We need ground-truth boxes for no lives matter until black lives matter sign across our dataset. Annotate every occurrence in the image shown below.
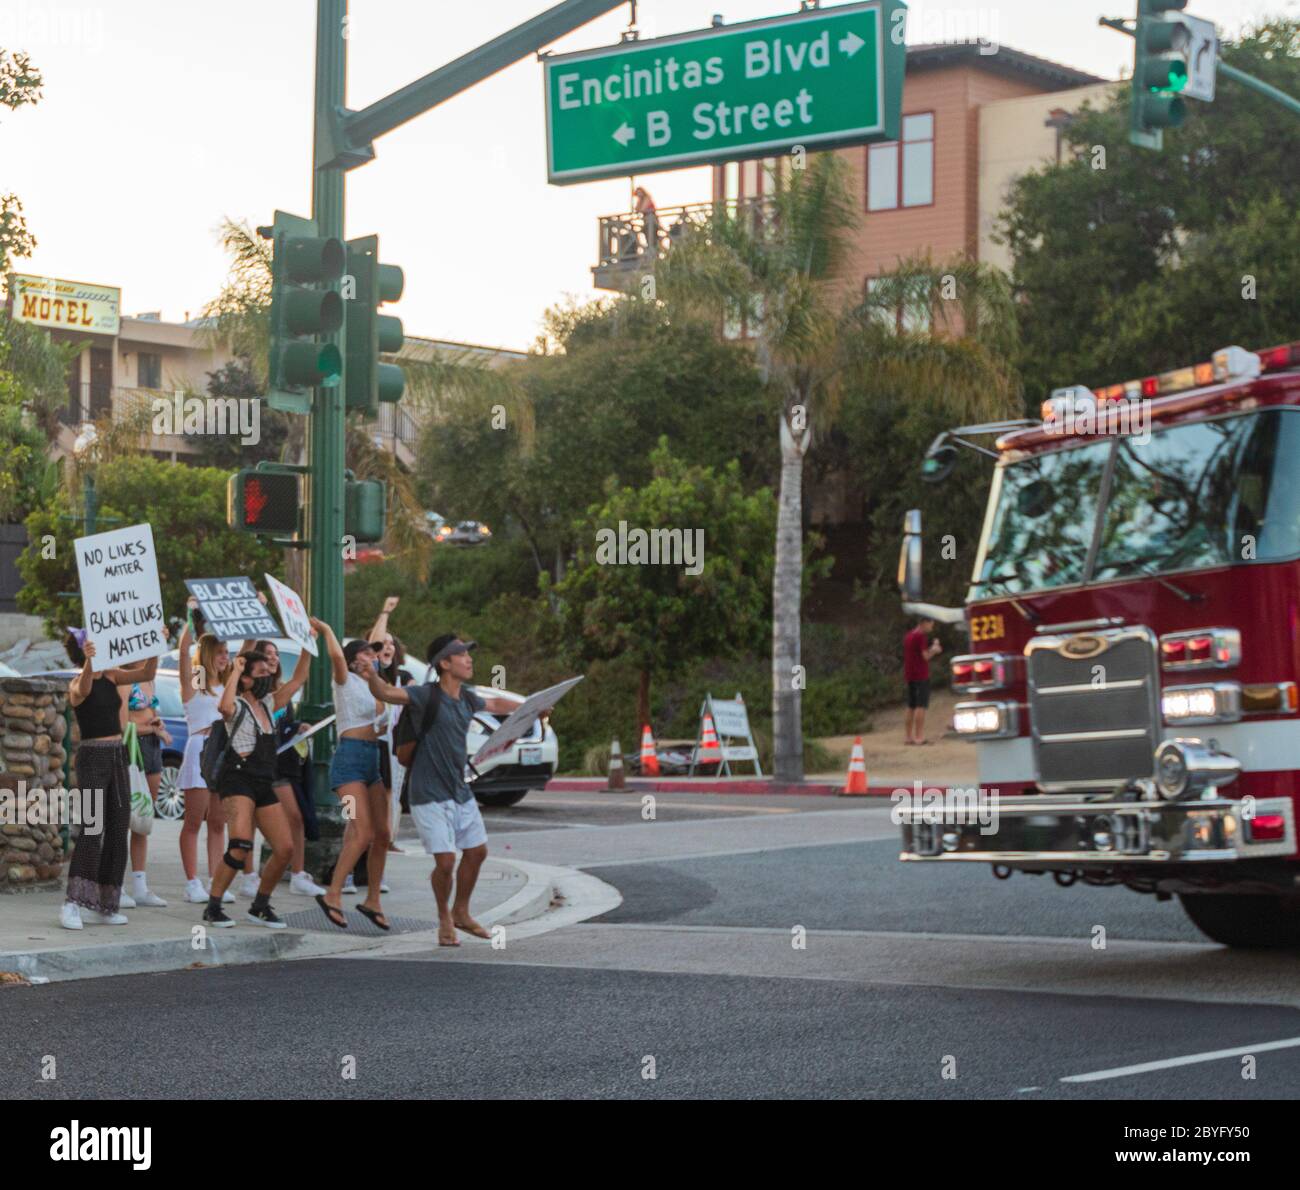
[75,523,167,670]
[185,576,281,642]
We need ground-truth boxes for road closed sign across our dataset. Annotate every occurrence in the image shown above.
[544,0,906,184]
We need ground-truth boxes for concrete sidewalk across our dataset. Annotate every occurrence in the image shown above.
[0,817,556,983]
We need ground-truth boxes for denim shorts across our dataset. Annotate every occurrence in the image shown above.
[329,737,382,789]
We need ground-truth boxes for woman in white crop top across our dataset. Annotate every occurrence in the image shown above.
[312,618,392,932]
[177,614,232,903]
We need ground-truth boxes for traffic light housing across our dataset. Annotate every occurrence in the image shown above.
[345,478,387,544]
[344,234,405,419]
[228,469,301,536]
[264,210,346,413]
[1131,0,1190,148]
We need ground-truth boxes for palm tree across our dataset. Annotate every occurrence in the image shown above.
[655,153,1019,780]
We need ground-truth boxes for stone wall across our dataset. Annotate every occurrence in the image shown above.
[0,677,70,891]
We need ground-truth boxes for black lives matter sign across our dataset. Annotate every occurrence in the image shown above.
[185,576,281,642]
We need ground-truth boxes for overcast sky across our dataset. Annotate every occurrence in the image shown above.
[4,0,1292,350]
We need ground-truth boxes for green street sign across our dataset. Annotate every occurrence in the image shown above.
[544,0,907,184]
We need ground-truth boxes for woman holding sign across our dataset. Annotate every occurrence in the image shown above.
[60,629,163,930]
[202,641,314,928]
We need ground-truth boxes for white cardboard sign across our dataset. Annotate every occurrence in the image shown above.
[471,675,584,768]
[265,573,318,657]
[75,523,168,671]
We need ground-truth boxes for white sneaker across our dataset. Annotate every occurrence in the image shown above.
[342,874,357,895]
[239,873,261,898]
[118,889,137,909]
[290,871,327,896]
[86,910,129,925]
[184,878,208,904]
[135,889,168,907]
[60,902,83,931]
[380,880,390,893]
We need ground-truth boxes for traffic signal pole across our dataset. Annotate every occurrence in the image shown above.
[300,0,626,861]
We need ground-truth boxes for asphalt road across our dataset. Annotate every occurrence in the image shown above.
[4,789,1298,1103]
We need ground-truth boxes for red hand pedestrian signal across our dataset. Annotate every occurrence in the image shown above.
[244,478,270,526]
[228,470,300,537]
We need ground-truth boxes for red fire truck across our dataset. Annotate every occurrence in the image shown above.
[896,340,1300,948]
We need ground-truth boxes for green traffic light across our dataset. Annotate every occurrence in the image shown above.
[282,341,343,387]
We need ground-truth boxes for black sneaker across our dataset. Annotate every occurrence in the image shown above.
[202,904,235,928]
[246,903,287,929]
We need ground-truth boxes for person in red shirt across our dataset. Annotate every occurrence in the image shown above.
[903,617,943,745]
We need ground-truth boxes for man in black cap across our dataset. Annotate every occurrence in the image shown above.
[365,633,519,946]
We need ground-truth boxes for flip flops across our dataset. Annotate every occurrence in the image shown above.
[356,903,391,931]
[315,894,348,929]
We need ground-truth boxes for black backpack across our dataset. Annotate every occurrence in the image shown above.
[200,702,249,789]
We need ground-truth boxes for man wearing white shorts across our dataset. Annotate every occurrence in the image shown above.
[366,633,518,947]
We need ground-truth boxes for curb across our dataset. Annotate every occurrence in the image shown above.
[0,858,560,985]
[544,777,901,797]
[0,927,311,984]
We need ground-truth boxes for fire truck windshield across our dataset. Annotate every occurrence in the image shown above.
[972,408,1300,597]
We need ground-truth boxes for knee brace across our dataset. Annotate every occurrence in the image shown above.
[223,837,254,870]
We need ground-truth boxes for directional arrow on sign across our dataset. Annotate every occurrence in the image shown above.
[839,31,865,56]
[613,122,635,146]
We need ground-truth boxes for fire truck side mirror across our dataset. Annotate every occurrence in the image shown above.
[898,509,924,602]
[922,441,959,484]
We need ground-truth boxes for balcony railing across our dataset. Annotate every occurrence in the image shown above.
[376,400,419,447]
[595,196,773,272]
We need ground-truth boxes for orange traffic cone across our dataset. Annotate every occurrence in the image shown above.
[696,714,722,768]
[606,737,626,791]
[640,725,660,776]
[841,737,869,796]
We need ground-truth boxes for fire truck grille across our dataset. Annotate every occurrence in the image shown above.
[1026,627,1160,791]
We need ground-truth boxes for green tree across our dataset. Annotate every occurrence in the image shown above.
[546,439,775,729]
[655,155,1019,779]
[0,46,42,278]
[999,19,1300,401]
[18,456,279,633]
[416,297,768,590]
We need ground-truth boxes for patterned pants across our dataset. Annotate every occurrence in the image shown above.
[65,739,131,915]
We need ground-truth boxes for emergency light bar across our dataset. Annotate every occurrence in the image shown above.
[1037,340,1300,427]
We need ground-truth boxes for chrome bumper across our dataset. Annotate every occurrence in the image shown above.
[899,795,1297,864]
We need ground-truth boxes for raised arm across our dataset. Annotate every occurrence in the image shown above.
[218,654,244,719]
[178,606,195,701]
[274,633,316,709]
[365,666,412,706]
[309,617,349,686]
[368,595,399,644]
[69,640,98,707]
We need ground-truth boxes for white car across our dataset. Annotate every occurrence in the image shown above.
[158,643,557,807]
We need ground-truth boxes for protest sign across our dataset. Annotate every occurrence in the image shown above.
[185,576,281,642]
[471,675,584,769]
[75,524,167,671]
[265,573,318,657]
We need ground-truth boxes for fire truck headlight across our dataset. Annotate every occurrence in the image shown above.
[1153,739,1241,801]
[952,701,1018,739]
[1161,682,1242,725]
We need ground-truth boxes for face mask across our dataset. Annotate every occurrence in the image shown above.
[250,675,274,699]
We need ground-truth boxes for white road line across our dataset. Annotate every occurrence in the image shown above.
[1061,1036,1300,1083]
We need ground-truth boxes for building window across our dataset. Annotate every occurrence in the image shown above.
[866,112,935,211]
[865,276,932,334]
[138,352,162,389]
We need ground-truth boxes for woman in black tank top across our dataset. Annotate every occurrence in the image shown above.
[61,629,164,931]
